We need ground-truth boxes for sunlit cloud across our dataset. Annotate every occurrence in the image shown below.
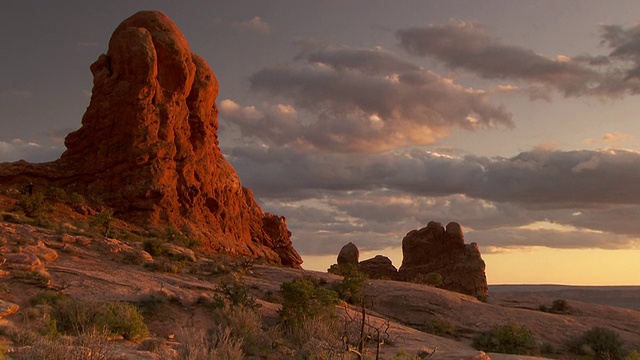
[232,16,272,35]
[225,42,512,153]
[583,132,632,145]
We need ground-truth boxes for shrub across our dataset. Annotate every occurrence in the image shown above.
[279,276,340,329]
[95,302,148,341]
[214,275,260,310]
[540,298,571,314]
[472,323,537,355]
[136,290,171,317]
[332,266,368,305]
[10,328,114,360]
[210,304,269,356]
[89,209,114,237]
[45,187,67,201]
[176,327,243,360]
[164,225,201,250]
[420,317,456,338]
[412,272,443,287]
[51,298,148,341]
[13,193,47,217]
[143,237,167,256]
[327,262,358,276]
[567,326,625,360]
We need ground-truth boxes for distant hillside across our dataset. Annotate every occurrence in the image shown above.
[490,284,640,310]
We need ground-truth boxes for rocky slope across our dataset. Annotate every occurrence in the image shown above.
[0,11,301,268]
[0,215,638,359]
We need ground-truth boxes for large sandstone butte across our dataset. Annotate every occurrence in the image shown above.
[398,221,488,298]
[0,11,302,268]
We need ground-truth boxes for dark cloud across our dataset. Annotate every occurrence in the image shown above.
[224,144,640,253]
[224,43,512,153]
[396,20,640,98]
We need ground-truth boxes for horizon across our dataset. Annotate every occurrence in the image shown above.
[2,1,640,286]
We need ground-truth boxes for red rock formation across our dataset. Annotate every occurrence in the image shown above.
[0,11,302,268]
[398,221,488,298]
[358,255,398,280]
[337,242,359,266]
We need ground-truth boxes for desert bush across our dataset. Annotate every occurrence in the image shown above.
[332,266,368,305]
[51,298,147,340]
[327,262,358,276]
[89,208,114,237]
[144,258,187,273]
[176,326,244,360]
[210,304,270,356]
[10,328,114,360]
[30,290,66,307]
[412,272,444,287]
[51,297,100,334]
[45,186,67,201]
[213,275,260,310]
[420,316,456,338]
[540,298,571,314]
[136,290,172,317]
[95,301,148,341]
[143,237,167,256]
[472,323,537,355]
[164,225,201,250]
[567,326,625,360]
[279,276,340,329]
[13,193,47,217]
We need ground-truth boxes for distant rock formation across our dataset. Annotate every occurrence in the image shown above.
[399,221,488,298]
[336,221,488,298]
[0,11,302,268]
[358,255,398,280]
[337,242,359,266]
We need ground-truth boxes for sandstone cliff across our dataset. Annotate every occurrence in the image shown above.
[0,11,302,268]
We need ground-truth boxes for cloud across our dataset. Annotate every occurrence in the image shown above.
[396,20,640,98]
[222,43,512,153]
[223,144,640,254]
[232,16,272,35]
[0,139,62,163]
[583,132,631,145]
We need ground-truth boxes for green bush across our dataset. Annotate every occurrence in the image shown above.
[95,302,148,341]
[567,326,625,360]
[540,298,571,314]
[51,298,147,341]
[332,266,368,305]
[421,317,456,338]
[89,209,114,237]
[327,262,358,276]
[279,276,340,329]
[143,237,166,256]
[214,275,260,310]
[13,193,47,217]
[472,323,537,355]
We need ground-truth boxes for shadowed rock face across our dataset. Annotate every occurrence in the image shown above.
[0,11,302,268]
[337,242,359,266]
[398,221,488,298]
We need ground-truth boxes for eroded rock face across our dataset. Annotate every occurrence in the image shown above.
[398,221,488,298]
[0,11,302,268]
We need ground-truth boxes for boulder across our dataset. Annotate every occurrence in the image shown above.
[398,221,488,299]
[358,255,398,280]
[0,11,301,268]
[337,242,359,266]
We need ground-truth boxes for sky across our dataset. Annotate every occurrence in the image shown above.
[2,1,640,285]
